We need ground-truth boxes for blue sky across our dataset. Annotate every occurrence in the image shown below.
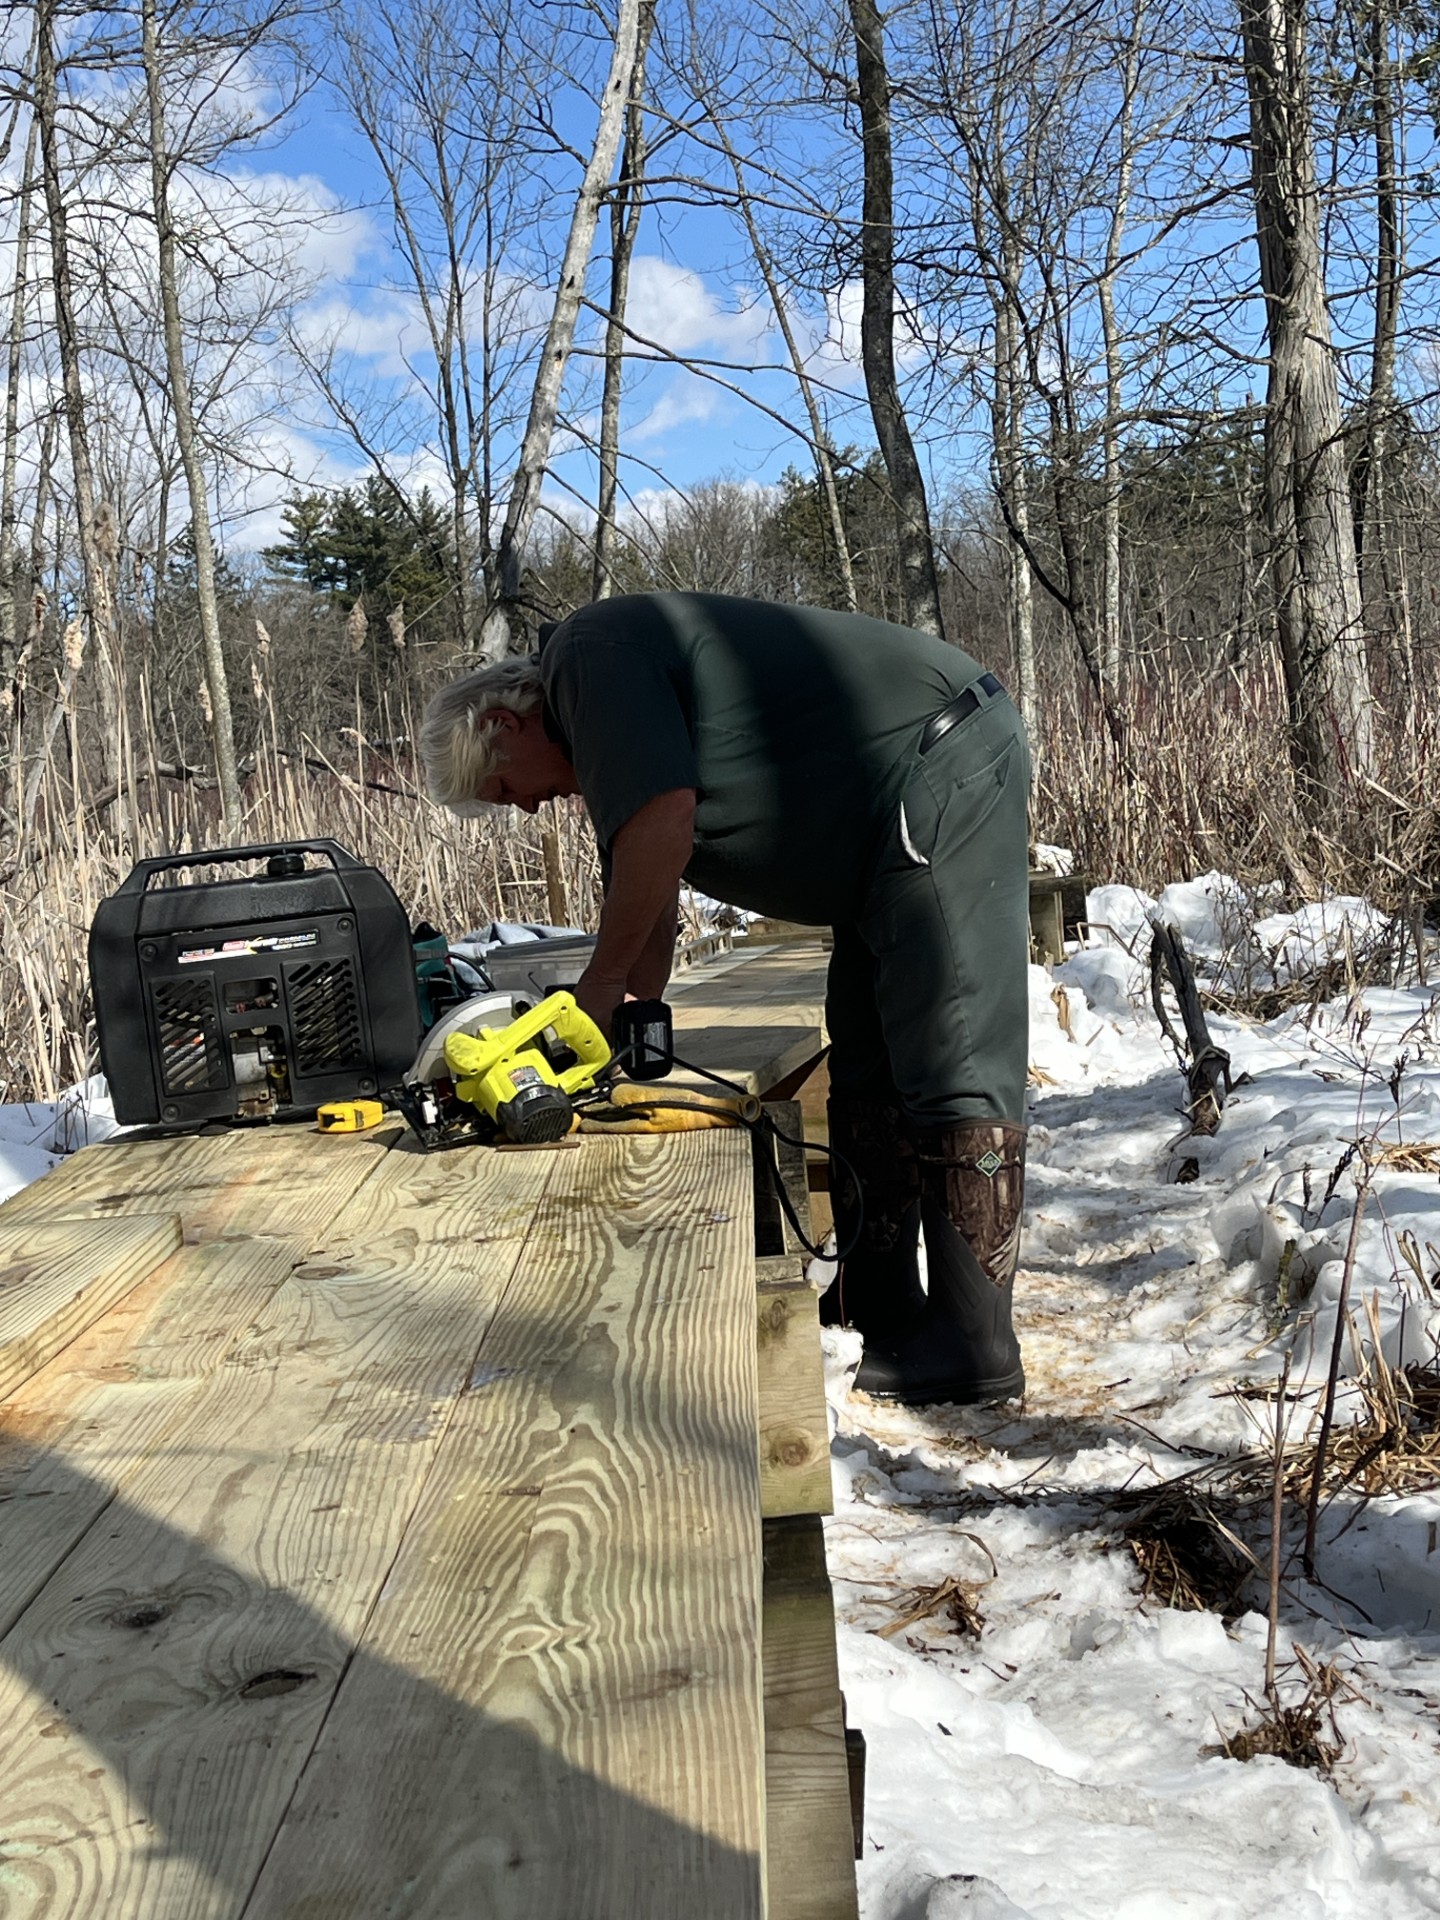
[229,38,889,552]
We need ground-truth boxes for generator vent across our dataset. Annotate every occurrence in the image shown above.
[152,977,227,1095]
[287,959,364,1072]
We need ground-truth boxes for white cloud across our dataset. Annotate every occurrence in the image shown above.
[623,256,771,361]
[627,379,722,445]
[293,290,429,381]
[791,279,933,387]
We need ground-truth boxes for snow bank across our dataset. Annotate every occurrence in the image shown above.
[829,872,1440,1916]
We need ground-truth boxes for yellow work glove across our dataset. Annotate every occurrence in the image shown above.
[579,1082,760,1133]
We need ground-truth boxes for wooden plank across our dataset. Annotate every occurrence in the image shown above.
[668,943,829,1096]
[0,1132,202,1223]
[0,1122,398,1243]
[763,1515,859,1920]
[0,1233,306,1638]
[751,1100,813,1258]
[0,1214,182,1403]
[242,1130,766,1920]
[0,1144,557,1919]
[756,1263,832,1520]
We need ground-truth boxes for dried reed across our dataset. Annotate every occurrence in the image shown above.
[1036,659,1440,914]
[1204,1649,1348,1776]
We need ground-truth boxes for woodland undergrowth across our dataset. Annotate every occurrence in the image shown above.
[1036,655,1440,915]
[4,650,1440,1102]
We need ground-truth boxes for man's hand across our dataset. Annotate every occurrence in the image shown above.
[574,972,629,1038]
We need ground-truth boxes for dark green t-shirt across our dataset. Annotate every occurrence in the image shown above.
[539,592,985,924]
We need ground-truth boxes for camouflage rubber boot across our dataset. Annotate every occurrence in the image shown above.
[854,1120,1026,1406]
[818,1091,924,1341]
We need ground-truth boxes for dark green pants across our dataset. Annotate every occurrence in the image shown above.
[826,685,1031,1127]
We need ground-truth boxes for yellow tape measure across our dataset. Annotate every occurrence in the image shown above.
[316,1099,386,1133]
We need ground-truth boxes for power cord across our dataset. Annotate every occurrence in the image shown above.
[595,1036,862,1265]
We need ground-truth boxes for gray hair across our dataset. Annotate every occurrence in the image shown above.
[419,654,545,807]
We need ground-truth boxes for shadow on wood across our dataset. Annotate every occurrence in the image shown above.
[0,1437,766,1917]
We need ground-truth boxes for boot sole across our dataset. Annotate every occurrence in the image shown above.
[855,1365,1025,1409]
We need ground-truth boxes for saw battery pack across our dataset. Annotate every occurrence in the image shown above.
[89,839,422,1127]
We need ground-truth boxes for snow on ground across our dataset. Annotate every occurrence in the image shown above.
[0,1076,120,1203]
[827,879,1440,1919]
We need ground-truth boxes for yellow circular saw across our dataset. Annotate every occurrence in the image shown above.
[442,991,613,1144]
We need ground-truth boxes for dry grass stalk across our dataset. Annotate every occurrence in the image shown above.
[1264,1353,1293,1697]
[1286,1315,1440,1506]
[1117,1477,1261,1615]
[1037,658,1440,913]
[1302,1175,1373,1574]
[874,1573,988,1642]
[1375,1141,1440,1174]
[1204,1650,1348,1776]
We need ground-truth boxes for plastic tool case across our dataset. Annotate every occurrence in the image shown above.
[90,840,422,1127]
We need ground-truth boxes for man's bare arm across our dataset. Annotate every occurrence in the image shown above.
[575,788,696,1032]
[628,889,681,1000]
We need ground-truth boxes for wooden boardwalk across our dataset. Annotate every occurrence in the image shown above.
[0,940,851,1919]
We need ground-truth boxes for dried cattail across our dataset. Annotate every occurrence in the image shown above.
[251,660,264,702]
[93,500,119,570]
[62,617,85,673]
[388,603,406,651]
[199,678,213,725]
[347,600,368,653]
[254,618,272,658]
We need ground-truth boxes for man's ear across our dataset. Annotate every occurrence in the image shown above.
[482,707,521,735]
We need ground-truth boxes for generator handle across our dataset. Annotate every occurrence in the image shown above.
[116,840,362,892]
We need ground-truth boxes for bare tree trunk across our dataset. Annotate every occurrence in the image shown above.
[714,124,857,612]
[965,98,1036,730]
[994,290,1036,733]
[0,119,37,687]
[1353,0,1413,712]
[29,411,54,616]
[1233,392,1259,664]
[1099,16,1141,694]
[593,0,654,602]
[847,0,945,638]
[142,0,242,835]
[483,0,642,655]
[1240,0,1374,788]
[35,0,123,801]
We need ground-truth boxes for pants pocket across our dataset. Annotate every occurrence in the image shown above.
[902,730,1020,864]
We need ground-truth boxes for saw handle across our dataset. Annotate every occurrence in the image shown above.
[611,998,672,1081]
[443,991,611,1093]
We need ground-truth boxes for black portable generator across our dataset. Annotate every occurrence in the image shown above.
[89,840,423,1127]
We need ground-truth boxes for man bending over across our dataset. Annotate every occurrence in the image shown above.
[420,592,1030,1409]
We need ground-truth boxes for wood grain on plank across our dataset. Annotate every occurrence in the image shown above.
[0,1214,182,1404]
[242,1130,766,1920]
[756,1266,833,1520]
[763,1515,859,1920]
[669,943,829,1095]
[0,1145,555,1919]
[0,1122,397,1243]
[0,1233,306,1640]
